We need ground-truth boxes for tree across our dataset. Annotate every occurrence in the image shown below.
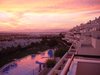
[54,49,67,58]
[46,59,56,68]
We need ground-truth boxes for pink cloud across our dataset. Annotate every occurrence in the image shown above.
[0,0,100,32]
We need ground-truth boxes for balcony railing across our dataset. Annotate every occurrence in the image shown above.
[48,43,76,75]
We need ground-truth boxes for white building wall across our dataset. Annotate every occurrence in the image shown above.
[92,37,100,49]
[92,31,100,49]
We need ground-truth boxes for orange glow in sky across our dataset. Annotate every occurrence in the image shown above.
[0,0,100,32]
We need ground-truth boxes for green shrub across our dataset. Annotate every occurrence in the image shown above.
[54,49,67,58]
[46,59,56,68]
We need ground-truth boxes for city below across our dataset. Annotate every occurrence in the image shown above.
[0,16,100,75]
[0,0,100,75]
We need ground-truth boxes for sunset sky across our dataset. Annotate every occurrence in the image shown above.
[0,0,100,32]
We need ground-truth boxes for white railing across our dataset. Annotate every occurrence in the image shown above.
[48,44,75,75]
[60,55,74,75]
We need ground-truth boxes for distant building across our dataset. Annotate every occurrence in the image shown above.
[48,16,100,75]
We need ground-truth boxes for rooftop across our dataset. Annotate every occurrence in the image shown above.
[68,58,100,75]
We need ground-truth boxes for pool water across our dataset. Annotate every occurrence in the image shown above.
[0,51,49,75]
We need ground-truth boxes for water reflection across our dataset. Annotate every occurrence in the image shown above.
[31,54,36,59]
[40,52,45,56]
[0,51,49,75]
[2,63,17,73]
